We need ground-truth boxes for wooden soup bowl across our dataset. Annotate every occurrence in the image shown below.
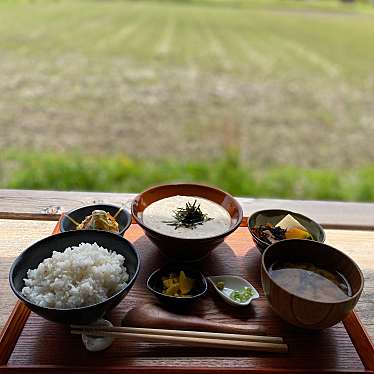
[132,183,243,262]
[261,239,364,330]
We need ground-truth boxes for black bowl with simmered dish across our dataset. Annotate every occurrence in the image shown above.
[132,183,243,262]
[147,263,208,307]
[248,209,325,253]
[9,230,140,325]
[60,204,132,236]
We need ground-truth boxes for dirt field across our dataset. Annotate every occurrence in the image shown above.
[1,0,374,169]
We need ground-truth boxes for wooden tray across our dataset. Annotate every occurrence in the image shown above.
[1,222,373,373]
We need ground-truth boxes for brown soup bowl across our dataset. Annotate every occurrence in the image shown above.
[132,183,243,262]
[261,239,364,330]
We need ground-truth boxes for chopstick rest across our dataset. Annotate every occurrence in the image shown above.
[81,319,114,352]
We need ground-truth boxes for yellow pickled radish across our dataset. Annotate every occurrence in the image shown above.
[164,283,180,296]
[179,271,195,295]
[285,227,312,239]
[162,278,174,289]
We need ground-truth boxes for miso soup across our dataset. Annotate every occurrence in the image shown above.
[269,262,352,302]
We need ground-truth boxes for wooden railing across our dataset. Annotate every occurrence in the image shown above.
[1,189,374,230]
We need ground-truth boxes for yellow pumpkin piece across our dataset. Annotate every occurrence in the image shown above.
[285,227,312,239]
[164,282,180,296]
[179,271,195,295]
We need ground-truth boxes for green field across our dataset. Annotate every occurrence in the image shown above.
[0,0,373,200]
[3,150,374,201]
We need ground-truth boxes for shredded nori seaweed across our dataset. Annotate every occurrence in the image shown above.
[163,200,213,230]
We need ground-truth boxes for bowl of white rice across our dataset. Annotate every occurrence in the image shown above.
[9,230,140,324]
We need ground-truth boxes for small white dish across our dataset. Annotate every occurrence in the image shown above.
[81,319,114,352]
[207,275,259,306]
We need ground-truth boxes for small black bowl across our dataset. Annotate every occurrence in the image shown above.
[147,264,208,307]
[60,204,132,236]
[9,230,140,325]
[248,209,325,253]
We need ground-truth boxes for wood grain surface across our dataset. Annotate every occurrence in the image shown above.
[343,312,374,371]
[1,189,374,230]
[1,224,373,372]
[0,301,30,365]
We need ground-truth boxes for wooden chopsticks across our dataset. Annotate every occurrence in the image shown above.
[70,325,287,353]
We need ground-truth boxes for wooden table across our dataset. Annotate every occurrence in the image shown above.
[0,189,373,342]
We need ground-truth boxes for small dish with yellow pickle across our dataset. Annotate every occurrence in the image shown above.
[146,264,208,306]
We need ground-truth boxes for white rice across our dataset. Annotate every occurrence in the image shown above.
[22,242,129,309]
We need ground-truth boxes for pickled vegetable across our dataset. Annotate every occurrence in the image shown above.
[162,271,195,297]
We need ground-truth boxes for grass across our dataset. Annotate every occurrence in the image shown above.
[2,151,374,201]
[0,0,373,200]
